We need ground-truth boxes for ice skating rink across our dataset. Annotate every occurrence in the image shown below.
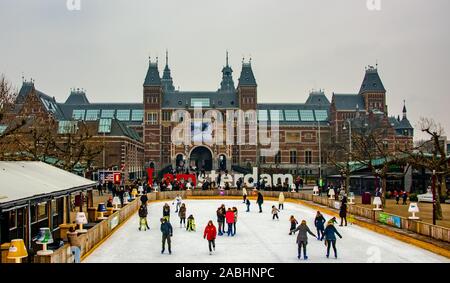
[84,199,449,263]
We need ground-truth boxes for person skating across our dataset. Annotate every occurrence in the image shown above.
[163,203,170,222]
[217,205,226,235]
[173,194,182,213]
[232,207,238,236]
[203,220,217,255]
[394,190,400,204]
[140,193,148,206]
[278,192,285,210]
[245,198,251,212]
[178,203,187,228]
[160,218,173,254]
[291,220,316,260]
[321,221,343,259]
[272,205,280,220]
[314,211,326,240]
[289,215,298,235]
[138,203,149,231]
[225,208,235,236]
[257,192,264,213]
[242,187,248,203]
[186,214,196,232]
[339,201,347,227]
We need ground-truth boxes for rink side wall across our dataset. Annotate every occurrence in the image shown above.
[33,190,449,263]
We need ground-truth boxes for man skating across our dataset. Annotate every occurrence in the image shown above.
[160,218,173,254]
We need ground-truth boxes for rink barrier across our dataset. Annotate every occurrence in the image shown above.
[33,189,450,262]
[34,193,146,263]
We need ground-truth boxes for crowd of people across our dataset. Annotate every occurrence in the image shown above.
[133,188,347,260]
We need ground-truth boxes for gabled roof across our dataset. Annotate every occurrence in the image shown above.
[332,93,365,111]
[238,63,257,87]
[144,62,161,86]
[305,91,330,106]
[359,66,386,94]
[65,89,90,105]
[16,82,66,120]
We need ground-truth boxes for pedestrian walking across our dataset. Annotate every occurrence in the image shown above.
[257,192,264,213]
[321,221,343,258]
[394,190,400,205]
[291,220,316,260]
[402,191,408,205]
[225,208,235,236]
[339,201,347,227]
[278,192,285,210]
[203,220,217,255]
[160,218,173,254]
[272,205,280,220]
[289,215,298,235]
[178,203,186,228]
[314,211,326,240]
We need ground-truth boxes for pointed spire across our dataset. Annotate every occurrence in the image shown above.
[226,50,229,67]
[165,49,169,66]
[402,100,407,119]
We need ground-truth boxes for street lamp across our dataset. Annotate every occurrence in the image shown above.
[342,120,352,161]
[317,120,322,187]
[432,169,436,225]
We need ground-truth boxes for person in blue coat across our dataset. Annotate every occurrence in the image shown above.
[257,192,264,213]
[320,221,342,258]
[160,218,173,254]
[314,211,326,240]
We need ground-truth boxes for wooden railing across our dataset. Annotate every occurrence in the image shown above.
[31,189,450,263]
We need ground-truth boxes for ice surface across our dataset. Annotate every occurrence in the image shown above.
[84,199,449,263]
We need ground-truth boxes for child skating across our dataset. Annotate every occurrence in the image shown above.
[272,205,280,220]
[186,214,196,232]
[289,215,298,235]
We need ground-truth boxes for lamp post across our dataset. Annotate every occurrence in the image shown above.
[317,120,322,187]
[342,119,352,161]
[432,169,436,225]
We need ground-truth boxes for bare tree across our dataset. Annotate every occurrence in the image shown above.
[400,118,448,220]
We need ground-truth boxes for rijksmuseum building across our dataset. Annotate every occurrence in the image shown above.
[9,53,414,179]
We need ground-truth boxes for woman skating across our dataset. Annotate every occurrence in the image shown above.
[257,192,264,213]
[178,203,187,228]
[278,192,285,210]
[321,221,343,258]
[291,220,316,260]
[314,211,326,240]
[138,203,149,231]
[203,220,217,255]
[225,208,235,236]
[289,215,298,235]
[242,187,248,203]
[216,204,226,236]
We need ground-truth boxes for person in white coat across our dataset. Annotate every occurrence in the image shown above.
[242,187,248,203]
[173,194,182,213]
[278,192,285,210]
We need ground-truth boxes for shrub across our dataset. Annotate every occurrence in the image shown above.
[409,193,418,202]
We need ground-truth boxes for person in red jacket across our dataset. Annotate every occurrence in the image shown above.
[203,220,217,255]
[225,208,235,236]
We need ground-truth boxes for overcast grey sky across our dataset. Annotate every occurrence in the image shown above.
[1,0,449,140]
